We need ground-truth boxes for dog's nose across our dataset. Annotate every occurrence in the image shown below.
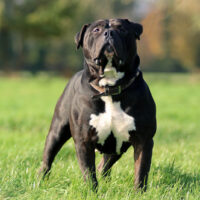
[104,30,113,38]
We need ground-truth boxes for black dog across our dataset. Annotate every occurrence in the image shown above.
[39,19,156,191]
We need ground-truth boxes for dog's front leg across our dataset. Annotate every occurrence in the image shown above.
[133,139,154,191]
[75,141,98,191]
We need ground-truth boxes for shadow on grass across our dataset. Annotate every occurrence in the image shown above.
[152,161,199,192]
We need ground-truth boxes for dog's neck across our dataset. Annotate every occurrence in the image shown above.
[84,55,141,99]
[90,69,140,99]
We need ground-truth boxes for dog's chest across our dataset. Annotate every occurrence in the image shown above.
[89,96,136,154]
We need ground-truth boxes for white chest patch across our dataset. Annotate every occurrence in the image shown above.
[89,96,136,154]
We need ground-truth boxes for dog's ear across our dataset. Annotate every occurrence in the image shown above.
[133,23,143,40]
[75,24,90,49]
[125,19,143,40]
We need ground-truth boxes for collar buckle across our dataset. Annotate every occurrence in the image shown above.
[105,85,122,96]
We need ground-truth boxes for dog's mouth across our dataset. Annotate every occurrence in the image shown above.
[94,43,125,70]
[93,44,125,87]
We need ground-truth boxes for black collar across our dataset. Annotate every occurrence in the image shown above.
[90,69,141,99]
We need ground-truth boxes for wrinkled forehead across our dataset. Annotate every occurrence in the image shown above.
[109,19,125,26]
[90,19,126,28]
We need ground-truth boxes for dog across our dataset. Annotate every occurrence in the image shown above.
[39,18,156,191]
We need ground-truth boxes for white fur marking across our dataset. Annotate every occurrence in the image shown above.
[99,58,124,87]
[89,96,136,154]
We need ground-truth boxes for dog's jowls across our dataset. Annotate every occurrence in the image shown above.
[39,18,156,191]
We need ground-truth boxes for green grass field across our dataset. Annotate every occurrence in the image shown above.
[0,73,200,200]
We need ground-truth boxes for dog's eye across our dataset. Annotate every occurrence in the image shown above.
[93,27,100,33]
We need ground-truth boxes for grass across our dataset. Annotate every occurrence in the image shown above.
[0,72,200,199]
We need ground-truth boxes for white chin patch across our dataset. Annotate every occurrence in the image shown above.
[99,58,124,87]
[99,72,124,87]
[89,96,136,154]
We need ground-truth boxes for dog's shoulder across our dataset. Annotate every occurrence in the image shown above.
[134,73,155,104]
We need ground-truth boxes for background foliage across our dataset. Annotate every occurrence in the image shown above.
[0,0,200,74]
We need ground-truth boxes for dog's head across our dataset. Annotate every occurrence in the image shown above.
[75,19,143,86]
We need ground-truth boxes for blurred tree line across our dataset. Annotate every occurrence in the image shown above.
[0,0,199,74]
[139,0,200,72]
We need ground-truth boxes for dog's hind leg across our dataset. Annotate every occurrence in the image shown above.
[39,95,71,178]
[97,144,131,177]
[39,122,71,177]
[97,154,121,177]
